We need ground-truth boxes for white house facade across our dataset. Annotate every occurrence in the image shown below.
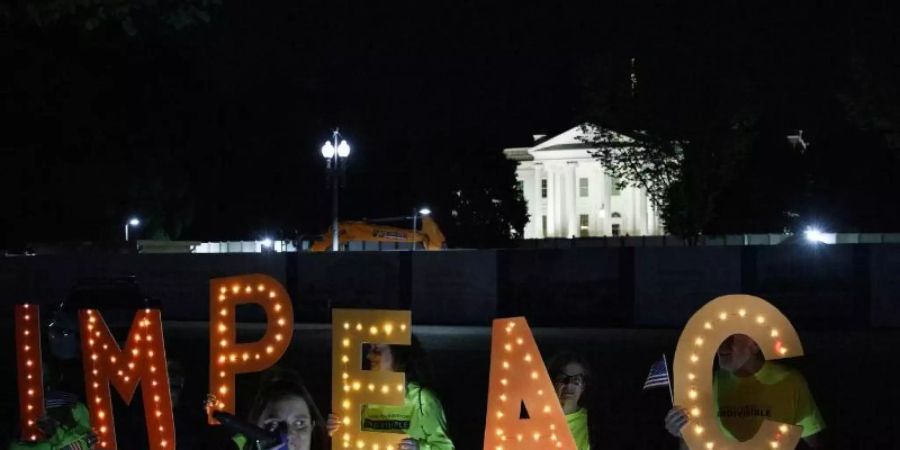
[504,126,664,239]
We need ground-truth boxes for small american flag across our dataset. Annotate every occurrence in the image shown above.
[643,355,671,390]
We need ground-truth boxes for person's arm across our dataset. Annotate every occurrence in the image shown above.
[664,407,691,450]
[411,389,454,450]
[6,441,51,450]
[794,373,826,449]
[801,431,826,449]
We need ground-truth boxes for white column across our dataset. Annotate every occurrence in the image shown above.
[546,164,556,236]
[596,166,606,236]
[532,163,543,238]
[631,188,639,235]
[556,167,565,236]
[566,162,577,237]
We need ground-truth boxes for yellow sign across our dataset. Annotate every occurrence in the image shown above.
[79,309,175,450]
[15,304,45,443]
[332,308,412,450]
[673,295,804,450]
[207,274,294,423]
[483,317,577,450]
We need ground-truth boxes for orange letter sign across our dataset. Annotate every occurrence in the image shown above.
[674,294,805,450]
[331,308,411,450]
[15,304,45,442]
[80,308,175,450]
[483,317,576,450]
[208,274,293,423]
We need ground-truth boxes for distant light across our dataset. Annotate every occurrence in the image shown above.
[128,218,140,226]
[419,208,431,216]
[321,141,335,158]
[803,226,835,244]
[804,227,824,243]
[337,140,351,158]
[261,238,273,248]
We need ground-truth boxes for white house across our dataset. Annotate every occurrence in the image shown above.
[503,126,664,239]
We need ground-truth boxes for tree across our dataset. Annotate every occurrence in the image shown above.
[1,0,220,35]
[578,124,683,216]
[441,149,529,248]
[578,51,759,240]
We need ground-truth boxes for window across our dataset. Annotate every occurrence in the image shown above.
[611,224,621,237]
[611,177,621,196]
[579,178,589,197]
[541,179,547,198]
[579,214,589,237]
[542,215,548,237]
[611,212,622,218]
[516,180,524,193]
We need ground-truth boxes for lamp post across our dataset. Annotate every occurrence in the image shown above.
[124,218,140,242]
[411,207,431,251]
[321,129,351,251]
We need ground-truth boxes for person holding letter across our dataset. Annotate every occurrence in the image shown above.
[228,370,327,450]
[665,334,826,449]
[329,336,454,450]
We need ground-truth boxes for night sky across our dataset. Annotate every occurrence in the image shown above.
[2,1,899,247]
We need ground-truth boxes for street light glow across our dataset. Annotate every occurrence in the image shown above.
[260,238,273,248]
[129,218,140,226]
[337,140,351,158]
[321,141,335,158]
[419,208,431,216]
[804,227,822,243]
[803,226,835,244]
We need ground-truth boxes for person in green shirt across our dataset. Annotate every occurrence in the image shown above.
[548,352,594,450]
[664,334,826,449]
[8,352,97,450]
[328,336,455,450]
[7,393,96,450]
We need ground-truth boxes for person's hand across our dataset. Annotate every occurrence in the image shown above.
[85,431,99,449]
[36,414,60,436]
[327,413,341,436]
[398,438,419,450]
[665,406,690,437]
[58,432,98,450]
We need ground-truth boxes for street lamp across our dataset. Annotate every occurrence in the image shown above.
[321,129,351,251]
[411,207,431,251]
[125,217,140,242]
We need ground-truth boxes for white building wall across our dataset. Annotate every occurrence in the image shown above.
[508,126,664,238]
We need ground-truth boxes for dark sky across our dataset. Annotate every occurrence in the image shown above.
[2,1,899,246]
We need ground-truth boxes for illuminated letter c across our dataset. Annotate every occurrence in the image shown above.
[674,294,804,450]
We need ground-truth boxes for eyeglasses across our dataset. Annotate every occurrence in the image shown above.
[553,374,586,387]
[262,418,315,434]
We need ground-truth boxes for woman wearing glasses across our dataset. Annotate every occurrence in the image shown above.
[232,368,328,450]
[549,352,594,450]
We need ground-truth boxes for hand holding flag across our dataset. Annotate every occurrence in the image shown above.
[643,354,674,405]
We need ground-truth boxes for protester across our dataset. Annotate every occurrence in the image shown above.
[328,336,455,450]
[7,358,97,450]
[664,334,826,449]
[548,352,594,450]
[231,368,327,450]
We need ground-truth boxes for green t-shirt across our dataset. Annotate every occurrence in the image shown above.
[7,403,94,450]
[360,382,455,450]
[565,407,590,450]
[714,361,826,441]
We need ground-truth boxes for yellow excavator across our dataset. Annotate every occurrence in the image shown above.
[310,216,446,251]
